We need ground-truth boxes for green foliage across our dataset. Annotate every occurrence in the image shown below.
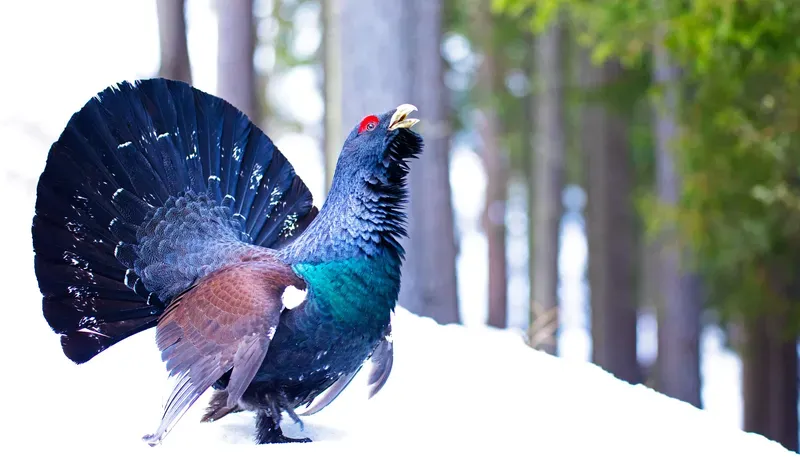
[443,0,538,174]
[496,0,800,329]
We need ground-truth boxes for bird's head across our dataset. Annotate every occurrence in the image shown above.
[331,104,423,194]
[284,105,423,262]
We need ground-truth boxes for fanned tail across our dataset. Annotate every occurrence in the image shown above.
[32,78,317,364]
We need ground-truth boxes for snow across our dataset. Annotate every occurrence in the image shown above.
[5,176,797,469]
[3,181,799,469]
[3,271,799,471]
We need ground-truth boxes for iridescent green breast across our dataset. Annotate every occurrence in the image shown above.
[292,255,399,334]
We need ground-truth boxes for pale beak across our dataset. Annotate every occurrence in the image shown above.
[388,104,420,131]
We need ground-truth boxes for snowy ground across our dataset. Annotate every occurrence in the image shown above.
[4,262,800,470]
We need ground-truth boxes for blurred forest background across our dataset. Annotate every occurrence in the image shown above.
[3,0,799,453]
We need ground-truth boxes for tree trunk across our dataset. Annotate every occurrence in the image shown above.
[397,0,460,324]
[472,1,507,329]
[322,0,342,193]
[216,0,260,123]
[581,51,640,384]
[338,0,411,125]
[337,0,459,324]
[481,116,508,329]
[524,36,538,340]
[530,15,565,354]
[652,22,702,408]
[742,312,799,452]
[156,0,192,84]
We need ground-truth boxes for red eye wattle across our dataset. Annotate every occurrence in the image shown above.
[358,115,379,134]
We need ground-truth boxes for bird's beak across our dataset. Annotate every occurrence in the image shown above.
[388,104,420,131]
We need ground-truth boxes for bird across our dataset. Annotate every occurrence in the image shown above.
[31,78,422,445]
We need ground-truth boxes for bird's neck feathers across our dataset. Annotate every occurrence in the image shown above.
[284,181,408,332]
[282,135,415,265]
[279,133,418,330]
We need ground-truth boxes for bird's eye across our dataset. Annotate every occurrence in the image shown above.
[358,115,379,134]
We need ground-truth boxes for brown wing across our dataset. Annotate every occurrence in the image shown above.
[142,258,303,446]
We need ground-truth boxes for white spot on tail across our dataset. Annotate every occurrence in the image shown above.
[112,188,124,200]
[157,132,170,140]
[77,327,111,339]
[208,175,221,182]
[224,194,235,202]
[118,141,132,149]
[249,164,263,190]
[269,187,282,208]
[281,285,307,310]
[280,212,299,239]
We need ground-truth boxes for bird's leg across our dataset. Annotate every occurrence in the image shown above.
[255,410,311,444]
[279,391,305,431]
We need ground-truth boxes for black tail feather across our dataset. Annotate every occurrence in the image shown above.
[61,316,160,365]
[32,78,317,364]
[246,147,295,237]
[254,176,319,247]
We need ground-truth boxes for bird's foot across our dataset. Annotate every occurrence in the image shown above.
[255,409,312,445]
[261,433,312,444]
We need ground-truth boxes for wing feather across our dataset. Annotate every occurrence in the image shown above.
[142,258,302,446]
[298,333,393,417]
[367,336,393,399]
[298,367,361,417]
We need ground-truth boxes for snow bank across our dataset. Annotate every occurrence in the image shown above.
[5,292,799,471]
[3,161,798,471]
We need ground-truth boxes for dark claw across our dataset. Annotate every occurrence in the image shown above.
[271,434,312,444]
[255,410,312,445]
[279,392,305,431]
